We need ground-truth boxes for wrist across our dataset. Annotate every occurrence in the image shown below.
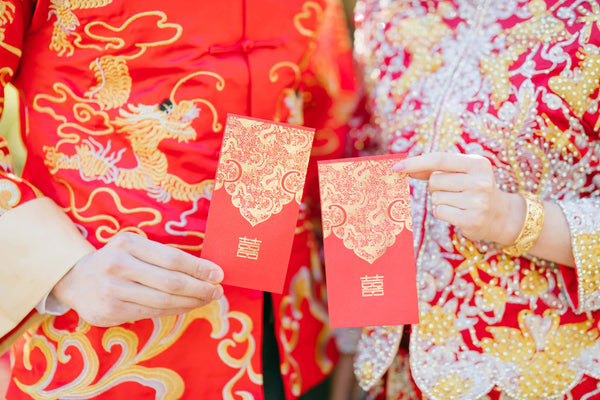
[493,191,526,246]
[50,260,82,311]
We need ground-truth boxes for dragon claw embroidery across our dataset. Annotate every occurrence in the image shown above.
[44,137,122,184]
[76,138,124,184]
[146,184,172,203]
[0,0,16,25]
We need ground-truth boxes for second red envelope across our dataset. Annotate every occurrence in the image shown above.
[318,154,419,328]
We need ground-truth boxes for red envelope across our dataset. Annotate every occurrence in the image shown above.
[318,154,419,328]
[202,114,315,293]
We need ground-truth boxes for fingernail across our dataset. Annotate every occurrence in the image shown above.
[212,285,223,300]
[393,161,405,171]
[208,269,224,283]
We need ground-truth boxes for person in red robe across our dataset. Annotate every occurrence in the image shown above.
[0,0,358,399]
[351,0,600,399]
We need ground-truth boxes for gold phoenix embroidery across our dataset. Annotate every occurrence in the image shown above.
[481,0,569,108]
[318,158,411,264]
[549,49,600,126]
[214,115,315,226]
[573,232,600,306]
[481,309,599,399]
[386,14,450,103]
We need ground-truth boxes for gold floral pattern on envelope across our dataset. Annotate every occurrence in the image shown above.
[318,157,411,264]
[214,114,315,226]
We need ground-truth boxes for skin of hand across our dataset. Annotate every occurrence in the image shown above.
[393,152,574,266]
[51,232,224,327]
[394,152,519,244]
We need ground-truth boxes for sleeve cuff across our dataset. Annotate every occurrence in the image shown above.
[332,327,361,354]
[557,198,600,313]
[0,197,94,340]
[35,292,70,316]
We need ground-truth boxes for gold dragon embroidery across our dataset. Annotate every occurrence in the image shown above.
[0,0,20,58]
[0,0,15,25]
[41,71,224,203]
[82,11,184,108]
[48,0,113,56]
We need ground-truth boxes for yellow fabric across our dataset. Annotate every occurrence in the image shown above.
[0,313,47,356]
[0,84,24,175]
[0,197,94,340]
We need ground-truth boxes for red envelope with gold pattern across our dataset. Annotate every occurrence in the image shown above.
[318,154,419,328]
[202,114,315,293]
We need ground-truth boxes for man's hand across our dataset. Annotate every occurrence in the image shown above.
[52,232,224,327]
[394,152,524,245]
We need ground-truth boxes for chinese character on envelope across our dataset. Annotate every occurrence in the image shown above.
[318,154,419,328]
[202,114,315,293]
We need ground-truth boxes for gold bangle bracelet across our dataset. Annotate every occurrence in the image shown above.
[502,192,545,257]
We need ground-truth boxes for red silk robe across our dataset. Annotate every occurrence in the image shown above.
[0,0,357,399]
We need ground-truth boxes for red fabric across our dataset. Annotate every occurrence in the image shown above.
[0,351,9,399]
[0,138,40,214]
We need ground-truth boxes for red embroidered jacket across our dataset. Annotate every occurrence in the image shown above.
[0,0,357,398]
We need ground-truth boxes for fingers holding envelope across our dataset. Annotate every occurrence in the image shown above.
[393,152,517,244]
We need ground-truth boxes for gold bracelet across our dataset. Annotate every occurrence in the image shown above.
[502,192,545,257]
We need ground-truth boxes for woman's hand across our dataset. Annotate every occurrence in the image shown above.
[394,152,524,245]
